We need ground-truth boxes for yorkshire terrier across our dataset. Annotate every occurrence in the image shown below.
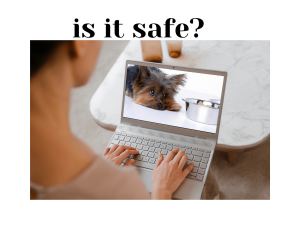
[125,65,186,111]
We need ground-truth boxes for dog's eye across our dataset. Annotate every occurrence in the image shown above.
[163,93,167,98]
[149,90,155,96]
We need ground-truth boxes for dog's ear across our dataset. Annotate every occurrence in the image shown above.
[167,74,186,87]
[139,66,151,79]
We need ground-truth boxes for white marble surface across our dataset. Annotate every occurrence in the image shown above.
[90,40,270,147]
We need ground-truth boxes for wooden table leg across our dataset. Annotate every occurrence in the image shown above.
[227,152,238,164]
[215,146,244,165]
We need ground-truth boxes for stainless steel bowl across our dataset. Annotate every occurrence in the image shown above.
[182,98,220,125]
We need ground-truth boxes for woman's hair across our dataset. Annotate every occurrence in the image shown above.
[30,40,64,76]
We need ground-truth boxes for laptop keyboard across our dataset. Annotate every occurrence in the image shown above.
[109,132,212,182]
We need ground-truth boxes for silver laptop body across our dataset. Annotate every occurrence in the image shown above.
[107,60,227,200]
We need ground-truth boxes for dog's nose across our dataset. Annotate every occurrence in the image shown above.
[157,103,163,110]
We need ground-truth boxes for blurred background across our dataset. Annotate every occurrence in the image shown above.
[69,41,270,200]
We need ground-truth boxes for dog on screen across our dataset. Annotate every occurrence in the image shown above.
[125,65,186,111]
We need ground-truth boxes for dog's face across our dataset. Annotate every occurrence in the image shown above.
[132,66,186,111]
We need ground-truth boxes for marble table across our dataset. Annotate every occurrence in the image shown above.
[90,40,270,164]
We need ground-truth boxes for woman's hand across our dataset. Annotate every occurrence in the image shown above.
[151,148,194,200]
[103,144,139,167]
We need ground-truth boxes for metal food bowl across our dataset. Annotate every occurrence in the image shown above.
[182,98,220,125]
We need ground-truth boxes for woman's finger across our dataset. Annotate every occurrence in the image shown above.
[113,145,136,156]
[164,148,179,161]
[124,159,135,166]
[173,150,185,164]
[155,153,164,168]
[115,149,139,165]
[108,144,119,154]
[119,149,139,159]
[103,147,110,156]
[178,155,188,170]
[182,162,194,177]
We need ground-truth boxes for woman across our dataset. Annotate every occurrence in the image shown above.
[30,40,194,199]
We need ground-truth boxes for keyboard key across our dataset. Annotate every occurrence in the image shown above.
[166,145,172,150]
[160,144,166,149]
[115,132,121,135]
[142,140,148,145]
[173,144,179,147]
[149,158,155,163]
[136,154,142,161]
[193,156,201,162]
[125,142,131,146]
[138,136,143,139]
[189,173,196,179]
[143,146,149,151]
[186,146,192,149]
[148,152,154,158]
[143,150,150,156]
[133,160,156,170]
[130,138,136,143]
[161,149,168,154]
[198,168,205,174]
[142,157,149,162]
[154,143,160,148]
[131,143,137,148]
[136,139,142,144]
[187,160,192,165]
[203,153,210,158]
[187,154,193,160]
[196,174,204,181]
[144,137,149,140]
[155,140,161,143]
[185,149,192,154]
[149,147,155,152]
[193,162,200,167]
[121,133,126,136]
[114,135,119,140]
[119,141,125,145]
[155,148,161,153]
[125,137,130,141]
[136,144,143,150]
[119,136,125,140]
[197,148,204,152]
[126,134,132,137]
[112,140,119,145]
[200,163,207,169]
[191,167,198,173]
[192,150,202,156]
[205,150,211,153]
[201,158,208,164]
[148,142,154,147]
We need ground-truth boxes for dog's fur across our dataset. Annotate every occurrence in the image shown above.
[125,65,186,111]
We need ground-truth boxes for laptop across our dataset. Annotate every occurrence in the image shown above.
[107,60,227,199]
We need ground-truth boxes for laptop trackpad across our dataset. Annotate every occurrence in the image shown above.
[137,168,203,199]
[136,168,153,192]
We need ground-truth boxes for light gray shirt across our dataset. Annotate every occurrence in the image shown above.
[30,156,150,200]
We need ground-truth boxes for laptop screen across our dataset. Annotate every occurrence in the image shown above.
[123,64,224,134]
